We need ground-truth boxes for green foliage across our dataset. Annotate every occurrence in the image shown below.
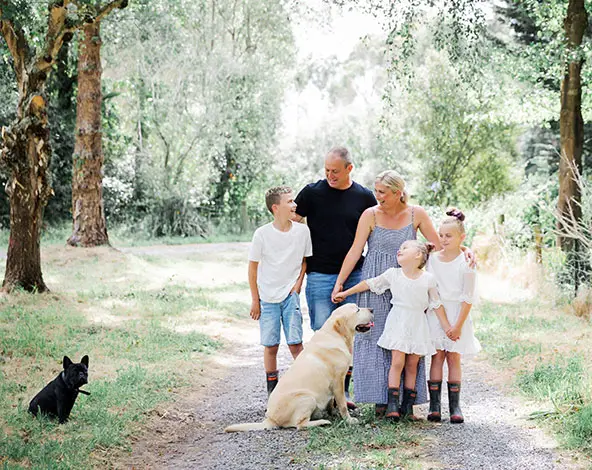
[98,0,295,235]
[518,356,592,455]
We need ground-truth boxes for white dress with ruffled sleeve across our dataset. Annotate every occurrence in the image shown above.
[367,268,439,356]
[426,253,482,355]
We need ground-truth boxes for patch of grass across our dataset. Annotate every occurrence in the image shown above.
[517,356,592,455]
[475,298,592,458]
[0,365,182,470]
[0,280,223,468]
[306,406,422,469]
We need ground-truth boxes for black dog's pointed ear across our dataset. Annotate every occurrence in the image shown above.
[81,355,89,367]
[63,356,73,369]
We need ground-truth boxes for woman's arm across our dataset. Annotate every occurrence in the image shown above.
[331,208,375,300]
[414,206,442,250]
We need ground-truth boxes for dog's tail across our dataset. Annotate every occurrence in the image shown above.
[224,418,277,433]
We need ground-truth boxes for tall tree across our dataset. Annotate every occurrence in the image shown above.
[558,0,588,288]
[67,11,118,247]
[0,0,125,292]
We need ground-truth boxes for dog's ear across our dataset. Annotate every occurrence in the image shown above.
[332,317,349,338]
[63,356,73,369]
[81,355,89,367]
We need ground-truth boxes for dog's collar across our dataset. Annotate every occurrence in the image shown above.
[60,372,91,395]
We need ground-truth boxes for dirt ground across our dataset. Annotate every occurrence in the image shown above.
[91,243,586,469]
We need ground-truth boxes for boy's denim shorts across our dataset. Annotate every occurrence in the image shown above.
[259,292,303,347]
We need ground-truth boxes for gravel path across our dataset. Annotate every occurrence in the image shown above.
[130,335,583,470]
[417,357,579,469]
[122,243,583,469]
[132,342,316,470]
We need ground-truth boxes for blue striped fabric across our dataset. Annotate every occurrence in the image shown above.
[353,221,428,405]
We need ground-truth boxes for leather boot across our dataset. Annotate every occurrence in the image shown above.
[344,366,357,410]
[427,380,442,422]
[401,388,420,421]
[385,388,400,421]
[448,382,464,423]
[266,371,278,396]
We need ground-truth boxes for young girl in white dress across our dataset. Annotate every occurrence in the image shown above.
[426,208,481,424]
[334,240,448,421]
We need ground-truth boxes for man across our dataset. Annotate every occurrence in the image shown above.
[294,146,376,407]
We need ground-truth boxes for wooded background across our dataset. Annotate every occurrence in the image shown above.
[1,0,591,297]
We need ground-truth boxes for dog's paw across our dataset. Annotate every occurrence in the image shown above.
[346,416,359,425]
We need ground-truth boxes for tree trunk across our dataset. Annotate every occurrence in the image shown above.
[558,0,589,292]
[2,90,53,292]
[558,0,587,252]
[67,21,109,247]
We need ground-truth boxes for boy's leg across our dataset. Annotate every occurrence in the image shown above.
[260,300,282,395]
[305,272,338,331]
[282,292,304,359]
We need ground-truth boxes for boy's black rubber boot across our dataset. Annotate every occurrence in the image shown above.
[427,380,442,422]
[401,388,420,421]
[266,371,279,396]
[344,366,357,410]
[385,388,400,421]
[448,382,464,423]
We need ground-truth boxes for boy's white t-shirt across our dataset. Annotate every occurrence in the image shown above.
[248,221,313,303]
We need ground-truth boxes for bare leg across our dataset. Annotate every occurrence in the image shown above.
[264,345,279,373]
[388,351,406,388]
[404,354,421,390]
[288,343,303,359]
[446,352,462,382]
[430,350,446,381]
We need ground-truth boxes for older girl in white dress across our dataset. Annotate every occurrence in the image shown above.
[426,208,481,424]
[335,240,449,421]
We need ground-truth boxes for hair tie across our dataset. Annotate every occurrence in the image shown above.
[446,208,465,222]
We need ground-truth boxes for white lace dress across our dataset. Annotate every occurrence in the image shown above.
[367,268,440,356]
[426,253,482,355]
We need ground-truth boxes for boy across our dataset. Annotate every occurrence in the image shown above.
[248,186,312,395]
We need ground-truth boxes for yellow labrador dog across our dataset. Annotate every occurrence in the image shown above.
[225,303,373,432]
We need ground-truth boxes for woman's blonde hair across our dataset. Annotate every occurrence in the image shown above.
[376,170,408,203]
[441,207,466,234]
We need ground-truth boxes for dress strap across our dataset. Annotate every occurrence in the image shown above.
[411,206,415,227]
[371,207,377,232]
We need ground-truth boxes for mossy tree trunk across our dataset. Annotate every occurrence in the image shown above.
[67,21,109,247]
[0,0,127,292]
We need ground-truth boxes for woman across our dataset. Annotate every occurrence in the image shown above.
[332,170,470,416]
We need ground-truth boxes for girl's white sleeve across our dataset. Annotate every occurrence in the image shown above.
[427,273,443,310]
[460,264,477,304]
[366,268,396,295]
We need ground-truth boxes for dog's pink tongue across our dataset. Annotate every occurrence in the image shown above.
[368,322,375,327]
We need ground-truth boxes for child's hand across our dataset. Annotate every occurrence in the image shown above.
[331,283,343,304]
[250,300,261,320]
[446,325,461,341]
[333,291,347,303]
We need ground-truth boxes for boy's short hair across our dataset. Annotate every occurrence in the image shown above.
[265,186,293,214]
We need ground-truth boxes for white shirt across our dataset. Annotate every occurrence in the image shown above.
[426,253,476,304]
[248,221,313,303]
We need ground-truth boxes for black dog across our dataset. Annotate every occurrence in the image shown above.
[28,355,90,424]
